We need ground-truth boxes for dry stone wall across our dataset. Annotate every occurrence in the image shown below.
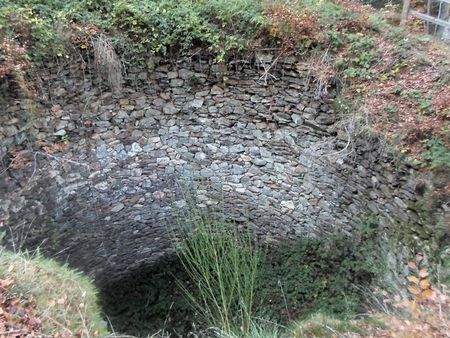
[0,56,425,283]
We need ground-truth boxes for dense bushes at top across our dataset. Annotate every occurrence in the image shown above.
[0,0,266,65]
[0,0,377,93]
[0,0,379,66]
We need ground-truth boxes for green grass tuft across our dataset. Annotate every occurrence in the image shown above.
[173,205,263,337]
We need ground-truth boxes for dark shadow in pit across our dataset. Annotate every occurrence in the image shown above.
[97,255,200,337]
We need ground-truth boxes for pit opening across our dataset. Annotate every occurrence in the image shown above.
[97,223,385,337]
[98,255,196,337]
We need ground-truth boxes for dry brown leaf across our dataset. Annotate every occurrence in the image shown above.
[408,284,421,295]
[57,295,67,305]
[408,262,417,270]
[418,269,429,278]
[407,275,420,284]
[0,279,14,290]
[419,279,431,289]
[421,289,434,299]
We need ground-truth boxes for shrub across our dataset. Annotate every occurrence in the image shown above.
[264,1,322,52]
[259,219,387,323]
[422,136,450,169]
[0,37,32,96]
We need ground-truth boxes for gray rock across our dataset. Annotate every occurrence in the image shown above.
[163,102,178,115]
[96,144,108,159]
[111,203,125,213]
[53,129,66,136]
[131,130,143,140]
[170,79,184,87]
[195,152,206,161]
[291,114,303,125]
[211,85,224,95]
[116,111,129,119]
[281,201,295,210]
[200,168,214,177]
[190,99,204,108]
[251,158,267,166]
[131,142,142,153]
[229,144,245,153]
[232,165,245,175]
[205,144,218,153]
[94,182,109,191]
[178,69,194,80]
[156,157,170,166]
[167,71,178,79]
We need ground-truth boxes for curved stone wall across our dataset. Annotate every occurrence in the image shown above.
[0,57,426,283]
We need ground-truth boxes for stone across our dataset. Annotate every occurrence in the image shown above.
[208,106,218,113]
[211,85,224,95]
[205,144,218,153]
[131,142,142,153]
[131,110,145,119]
[236,187,247,193]
[170,79,184,87]
[111,203,125,213]
[163,102,178,115]
[190,99,204,108]
[200,168,214,177]
[153,191,165,199]
[53,129,66,136]
[131,130,143,140]
[304,107,317,116]
[316,114,335,125]
[211,64,227,73]
[0,55,431,291]
[274,163,285,172]
[195,152,206,161]
[140,117,156,128]
[178,69,194,80]
[96,144,108,159]
[94,182,109,191]
[255,52,273,63]
[229,144,245,153]
[167,71,178,79]
[281,201,295,210]
[291,114,303,125]
[156,157,170,165]
[251,158,267,166]
[153,98,166,107]
[138,72,147,80]
[96,121,111,128]
[232,165,245,175]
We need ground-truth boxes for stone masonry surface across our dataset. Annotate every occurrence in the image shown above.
[0,56,427,283]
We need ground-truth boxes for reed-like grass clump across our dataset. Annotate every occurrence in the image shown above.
[174,206,263,337]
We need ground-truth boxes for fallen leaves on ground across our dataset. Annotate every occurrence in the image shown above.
[0,278,42,337]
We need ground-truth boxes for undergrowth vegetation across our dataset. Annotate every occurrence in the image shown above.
[171,205,449,337]
[259,219,387,324]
